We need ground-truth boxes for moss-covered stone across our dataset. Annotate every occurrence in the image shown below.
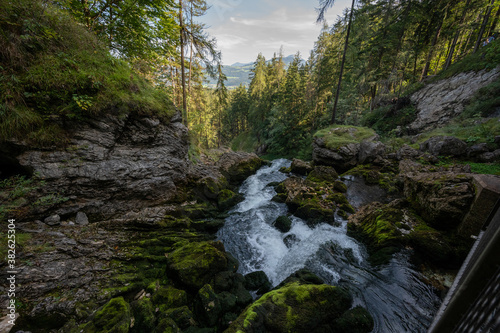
[78,297,131,333]
[161,306,195,330]
[225,282,360,333]
[306,166,339,183]
[273,215,292,232]
[195,284,222,327]
[131,298,155,332]
[290,159,313,175]
[277,269,325,287]
[294,201,336,226]
[244,271,271,292]
[152,286,188,308]
[334,180,348,193]
[328,193,349,205]
[156,317,181,333]
[217,189,243,211]
[334,305,374,332]
[167,241,228,291]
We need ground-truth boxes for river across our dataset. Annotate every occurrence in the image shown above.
[217,159,441,333]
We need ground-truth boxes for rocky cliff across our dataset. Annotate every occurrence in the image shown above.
[0,112,268,333]
[409,67,500,133]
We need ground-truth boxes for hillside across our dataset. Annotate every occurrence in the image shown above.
[0,0,175,148]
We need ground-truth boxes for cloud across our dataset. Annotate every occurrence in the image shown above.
[203,0,351,64]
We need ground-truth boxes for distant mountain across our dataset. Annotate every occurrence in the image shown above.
[206,54,305,90]
[230,61,253,67]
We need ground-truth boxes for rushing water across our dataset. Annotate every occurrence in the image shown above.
[217,159,441,333]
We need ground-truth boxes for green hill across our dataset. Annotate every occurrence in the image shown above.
[0,0,175,147]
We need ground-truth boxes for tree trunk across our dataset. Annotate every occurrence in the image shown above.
[444,0,472,70]
[474,0,496,53]
[421,17,443,80]
[179,0,188,127]
[331,0,355,125]
[487,3,500,37]
[189,1,194,94]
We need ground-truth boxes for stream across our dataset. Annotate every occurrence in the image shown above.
[217,159,441,333]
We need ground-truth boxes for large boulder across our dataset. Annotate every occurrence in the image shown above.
[420,136,468,157]
[358,140,387,164]
[225,282,373,333]
[216,151,262,185]
[348,199,471,267]
[312,138,359,173]
[167,241,228,291]
[275,177,337,226]
[290,158,313,175]
[75,297,131,333]
[403,172,475,229]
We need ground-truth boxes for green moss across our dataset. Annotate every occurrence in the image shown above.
[131,298,155,332]
[334,181,348,193]
[226,282,356,333]
[217,189,243,211]
[314,125,377,150]
[167,241,227,290]
[306,166,339,183]
[79,297,131,333]
[152,286,188,308]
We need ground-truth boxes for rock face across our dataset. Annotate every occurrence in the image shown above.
[409,67,500,132]
[5,112,190,221]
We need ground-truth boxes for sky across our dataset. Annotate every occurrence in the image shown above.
[201,0,353,66]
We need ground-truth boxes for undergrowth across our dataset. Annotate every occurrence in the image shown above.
[0,0,175,146]
[434,40,500,81]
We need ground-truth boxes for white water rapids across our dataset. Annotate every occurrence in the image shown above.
[217,159,441,332]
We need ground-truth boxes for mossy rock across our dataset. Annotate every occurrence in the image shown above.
[328,193,349,205]
[160,217,192,229]
[218,291,238,313]
[156,317,181,333]
[294,200,336,226]
[192,219,226,233]
[217,189,243,211]
[225,282,357,333]
[271,193,287,203]
[195,284,222,327]
[152,286,188,308]
[131,298,155,332]
[273,215,292,233]
[290,159,313,175]
[334,305,374,332]
[340,203,356,214]
[78,297,131,333]
[306,166,339,183]
[167,241,228,291]
[244,271,271,292]
[161,306,195,330]
[338,209,349,220]
[347,206,404,250]
[277,269,325,287]
[334,180,348,193]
